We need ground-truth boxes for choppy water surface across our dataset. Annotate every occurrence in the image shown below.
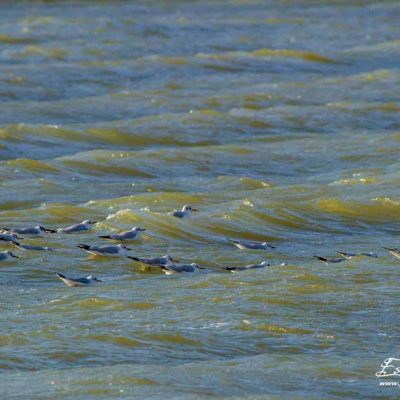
[0,1,399,398]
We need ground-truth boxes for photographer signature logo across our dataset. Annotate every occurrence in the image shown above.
[376,358,400,379]
[376,358,400,388]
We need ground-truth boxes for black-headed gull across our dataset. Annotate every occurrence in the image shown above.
[77,243,131,256]
[127,254,178,266]
[99,226,146,241]
[314,256,346,265]
[2,225,56,235]
[160,263,205,274]
[223,261,270,272]
[0,250,19,261]
[57,220,97,233]
[171,205,198,219]
[56,272,102,287]
[228,239,275,250]
[383,247,400,259]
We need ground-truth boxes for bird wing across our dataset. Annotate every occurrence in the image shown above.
[98,245,119,253]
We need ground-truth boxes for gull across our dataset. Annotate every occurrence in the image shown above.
[159,263,205,274]
[55,272,102,287]
[223,261,270,272]
[77,243,131,256]
[57,220,97,234]
[2,225,56,235]
[99,226,146,241]
[338,251,378,259]
[127,254,178,266]
[383,247,400,259]
[228,238,276,250]
[314,256,346,265]
[15,243,54,252]
[0,250,19,261]
[0,232,21,244]
[171,205,198,219]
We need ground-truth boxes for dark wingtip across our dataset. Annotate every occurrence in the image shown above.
[98,235,111,239]
[127,256,140,261]
[55,272,66,279]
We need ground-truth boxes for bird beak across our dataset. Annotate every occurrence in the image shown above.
[173,259,180,263]
[11,253,19,258]
[126,248,133,251]
[96,278,103,282]
[90,221,98,224]
[192,209,198,212]
[140,228,146,231]
[198,266,206,269]
[44,228,57,233]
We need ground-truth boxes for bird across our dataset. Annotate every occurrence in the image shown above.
[223,261,270,272]
[2,225,56,235]
[15,243,54,252]
[55,272,102,287]
[313,256,346,265]
[338,251,377,259]
[159,263,205,274]
[57,220,97,233]
[228,238,276,250]
[170,205,198,219]
[0,250,19,261]
[0,232,21,244]
[98,226,146,241]
[383,247,400,259]
[127,254,178,266]
[77,243,132,256]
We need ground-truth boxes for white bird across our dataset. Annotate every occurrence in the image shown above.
[99,226,146,241]
[223,261,270,272]
[0,250,19,261]
[15,243,54,252]
[338,251,377,259]
[159,263,205,274]
[383,247,400,259]
[55,272,102,287]
[2,225,56,235]
[57,220,97,234]
[77,243,131,256]
[127,254,178,266]
[0,232,21,244]
[171,205,198,219]
[314,256,346,265]
[228,239,276,250]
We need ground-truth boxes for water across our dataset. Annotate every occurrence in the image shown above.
[0,1,399,398]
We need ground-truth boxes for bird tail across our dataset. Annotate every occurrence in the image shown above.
[98,235,111,239]
[127,256,140,261]
[313,256,327,261]
[77,244,90,250]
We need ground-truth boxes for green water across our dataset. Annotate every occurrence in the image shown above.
[0,1,399,398]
